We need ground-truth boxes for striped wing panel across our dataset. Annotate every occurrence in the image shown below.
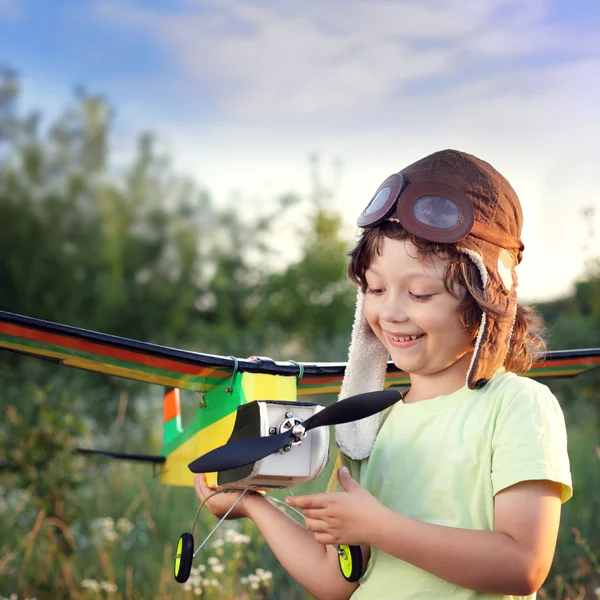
[296,349,600,395]
[0,311,232,392]
[1,310,599,395]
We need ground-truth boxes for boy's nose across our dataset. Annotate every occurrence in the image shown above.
[380,294,409,324]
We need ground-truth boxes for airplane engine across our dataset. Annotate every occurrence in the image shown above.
[217,400,330,488]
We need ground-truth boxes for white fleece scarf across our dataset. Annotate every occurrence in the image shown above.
[334,290,389,460]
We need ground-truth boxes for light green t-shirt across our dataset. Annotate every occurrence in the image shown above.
[330,371,572,600]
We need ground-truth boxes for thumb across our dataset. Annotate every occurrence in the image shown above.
[337,466,362,493]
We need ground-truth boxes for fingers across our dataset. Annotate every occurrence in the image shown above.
[303,519,340,546]
[194,473,215,501]
[303,516,324,531]
[286,493,328,509]
[301,508,327,519]
[304,516,340,537]
[313,532,335,545]
[193,474,203,498]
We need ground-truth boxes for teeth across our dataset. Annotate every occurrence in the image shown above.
[390,334,421,342]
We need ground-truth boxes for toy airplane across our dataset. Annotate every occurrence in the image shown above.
[2,308,600,490]
[2,308,600,583]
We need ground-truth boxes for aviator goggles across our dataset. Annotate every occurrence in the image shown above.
[357,172,524,251]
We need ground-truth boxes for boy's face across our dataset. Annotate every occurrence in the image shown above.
[363,237,473,386]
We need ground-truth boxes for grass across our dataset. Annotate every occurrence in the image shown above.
[1,403,599,599]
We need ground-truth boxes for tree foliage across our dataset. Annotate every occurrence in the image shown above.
[1,69,599,599]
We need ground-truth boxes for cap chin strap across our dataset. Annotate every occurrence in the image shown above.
[459,248,488,388]
[460,247,518,389]
[334,290,388,461]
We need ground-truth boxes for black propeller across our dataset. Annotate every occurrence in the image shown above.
[188,389,402,474]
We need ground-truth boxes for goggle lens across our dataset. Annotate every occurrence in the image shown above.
[364,187,392,216]
[358,175,475,243]
[413,195,460,229]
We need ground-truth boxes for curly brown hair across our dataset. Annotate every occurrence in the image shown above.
[348,221,546,374]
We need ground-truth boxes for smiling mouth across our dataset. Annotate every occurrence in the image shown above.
[386,333,424,343]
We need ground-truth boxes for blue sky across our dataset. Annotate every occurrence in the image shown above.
[1,0,600,302]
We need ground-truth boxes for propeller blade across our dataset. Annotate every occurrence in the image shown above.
[302,389,402,432]
[188,389,402,475]
[188,430,293,473]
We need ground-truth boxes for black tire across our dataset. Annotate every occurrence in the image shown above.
[338,544,362,582]
[174,532,194,583]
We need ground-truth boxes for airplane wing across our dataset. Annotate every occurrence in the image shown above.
[1,309,599,396]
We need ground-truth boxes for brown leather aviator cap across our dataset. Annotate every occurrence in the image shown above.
[358,149,525,389]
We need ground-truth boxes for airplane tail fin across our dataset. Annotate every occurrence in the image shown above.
[163,387,183,446]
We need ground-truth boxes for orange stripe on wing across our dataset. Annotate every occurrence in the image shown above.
[533,357,600,368]
[0,321,228,379]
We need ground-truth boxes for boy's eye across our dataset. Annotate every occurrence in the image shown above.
[410,292,433,301]
[366,287,384,295]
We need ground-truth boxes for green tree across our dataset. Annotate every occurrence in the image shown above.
[253,156,356,362]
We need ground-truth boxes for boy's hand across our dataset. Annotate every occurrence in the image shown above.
[285,466,385,546]
[193,473,261,520]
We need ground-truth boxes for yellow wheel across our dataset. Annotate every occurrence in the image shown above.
[174,532,194,583]
[338,544,362,582]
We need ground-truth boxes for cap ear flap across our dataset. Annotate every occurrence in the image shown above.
[335,289,389,460]
[459,246,517,389]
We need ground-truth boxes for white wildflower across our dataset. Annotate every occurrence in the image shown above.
[224,529,250,544]
[211,564,224,574]
[257,569,272,581]
[116,518,134,534]
[207,556,220,566]
[211,538,224,548]
[81,579,100,592]
[183,582,193,592]
[250,582,259,590]
[100,581,118,593]
[104,530,119,543]
[194,588,202,596]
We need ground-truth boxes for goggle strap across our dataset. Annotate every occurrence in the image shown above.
[469,222,524,253]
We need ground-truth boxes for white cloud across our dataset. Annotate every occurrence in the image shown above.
[90,0,600,302]
[95,0,596,125]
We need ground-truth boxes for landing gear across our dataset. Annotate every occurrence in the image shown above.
[174,532,194,583]
[337,544,362,582]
